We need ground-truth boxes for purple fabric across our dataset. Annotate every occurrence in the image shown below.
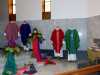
[8,40,16,47]
[5,22,19,47]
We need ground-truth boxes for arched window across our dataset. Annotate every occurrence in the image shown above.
[8,0,16,21]
[42,0,51,20]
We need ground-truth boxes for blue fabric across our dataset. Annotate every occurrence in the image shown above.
[20,23,31,45]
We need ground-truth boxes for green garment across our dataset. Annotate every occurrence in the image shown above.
[2,52,17,75]
[73,29,80,49]
[64,29,71,50]
[64,29,80,54]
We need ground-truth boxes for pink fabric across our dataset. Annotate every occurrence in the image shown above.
[32,35,42,62]
[16,66,29,75]
[5,22,19,41]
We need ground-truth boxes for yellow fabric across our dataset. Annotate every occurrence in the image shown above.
[87,48,100,63]
[87,48,95,63]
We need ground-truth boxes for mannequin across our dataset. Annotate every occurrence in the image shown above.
[32,28,43,63]
[4,21,19,47]
[20,21,31,51]
[51,26,64,57]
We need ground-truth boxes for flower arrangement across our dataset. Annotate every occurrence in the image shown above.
[2,45,23,75]
[27,28,45,44]
[3,45,23,56]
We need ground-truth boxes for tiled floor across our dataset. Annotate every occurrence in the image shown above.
[34,60,77,75]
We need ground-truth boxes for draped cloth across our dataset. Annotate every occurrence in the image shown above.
[32,34,42,62]
[51,28,64,53]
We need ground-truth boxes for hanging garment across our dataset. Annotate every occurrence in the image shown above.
[5,22,19,47]
[73,29,80,50]
[20,23,31,45]
[51,28,64,53]
[32,33,42,62]
[64,29,80,54]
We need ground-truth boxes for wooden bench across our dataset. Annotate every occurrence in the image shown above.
[56,64,100,75]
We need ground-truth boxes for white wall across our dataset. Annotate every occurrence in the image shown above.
[16,0,42,21]
[16,0,100,20]
[0,0,8,21]
[51,0,88,19]
[88,0,100,17]
[51,0,100,19]
[16,0,89,20]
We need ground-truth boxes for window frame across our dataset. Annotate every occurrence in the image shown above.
[42,0,51,20]
[8,0,16,21]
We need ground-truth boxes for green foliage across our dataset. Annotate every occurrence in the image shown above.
[3,45,22,56]
[27,31,44,44]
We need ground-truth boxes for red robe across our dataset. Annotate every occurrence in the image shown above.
[51,28,64,53]
[32,34,42,62]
